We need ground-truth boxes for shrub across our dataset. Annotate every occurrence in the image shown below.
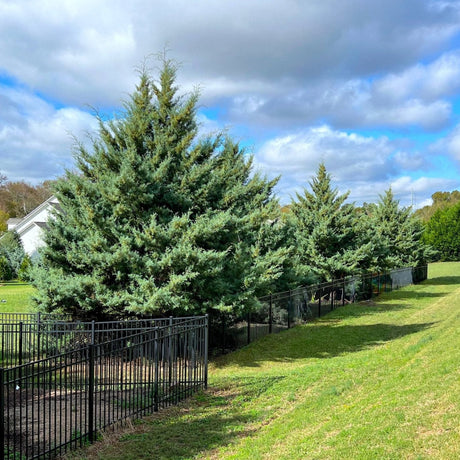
[18,255,32,282]
[0,255,13,281]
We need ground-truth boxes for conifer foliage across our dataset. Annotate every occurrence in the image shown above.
[290,163,373,282]
[33,61,286,319]
[371,188,430,268]
[0,230,25,280]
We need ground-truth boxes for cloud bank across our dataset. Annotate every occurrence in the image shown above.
[1,0,460,206]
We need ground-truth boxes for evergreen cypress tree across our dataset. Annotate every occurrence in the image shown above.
[371,188,430,268]
[0,230,25,278]
[290,163,374,282]
[0,256,12,281]
[32,60,286,319]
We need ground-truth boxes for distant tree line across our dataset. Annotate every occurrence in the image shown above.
[415,191,460,223]
[0,175,54,233]
[3,61,436,318]
[0,175,53,281]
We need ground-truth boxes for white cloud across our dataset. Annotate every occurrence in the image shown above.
[226,55,456,130]
[389,176,459,207]
[253,125,458,206]
[0,0,138,106]
[373,51,460,101]
[393,151,428,171]
[256,126,398,183]
[390,175,457,194]
[444,124,460,161]
[0,0,459,209]
[429,122,460,164]
[196,113,222,138]
[417,197,434,209]
[0,84,97,183]
[1,0,459,109]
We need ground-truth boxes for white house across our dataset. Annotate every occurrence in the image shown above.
[6,196,60,258]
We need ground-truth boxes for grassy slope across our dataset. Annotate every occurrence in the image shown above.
[0,281,35,312]
[77,263,460,459]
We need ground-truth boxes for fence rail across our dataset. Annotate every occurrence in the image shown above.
[0,316,200,369]
[209,266,428,352]
[0,316,208,460]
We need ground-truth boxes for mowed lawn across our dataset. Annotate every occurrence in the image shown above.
[70,262,459,459]
[0,281,35,313]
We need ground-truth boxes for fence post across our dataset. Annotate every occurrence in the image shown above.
[330,283,334,311]
[154,327,159,412]
[88,344,95,443]
[168,316,173,389]
[318,288,322,318]
[18,321,23,367]
[37,312,41,362]
[204,315,208,390]
[247,312,251,345]
[287,290,292,328]
[221,313,226,352]
[18,322,23,382]
[0,368,4,460]
[91,320,95,345]
[269,294,273,334]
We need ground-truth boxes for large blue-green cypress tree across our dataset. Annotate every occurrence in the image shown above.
[32,61,286,319]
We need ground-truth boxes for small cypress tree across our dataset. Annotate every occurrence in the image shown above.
[32,60,286,319]
[0,230,25,278]
[290,163,374,282]
[371,188,430,268]
[0,255,13,281]
[18,254,32,282]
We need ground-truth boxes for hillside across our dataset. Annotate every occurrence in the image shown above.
[79,262,460,460]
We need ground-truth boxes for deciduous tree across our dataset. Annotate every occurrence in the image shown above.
[423,201,460,261]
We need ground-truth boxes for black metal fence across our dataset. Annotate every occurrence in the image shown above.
[0,316,191,369]
[0,265,427,458]
[0,316,208,459]
[209,266,428,352]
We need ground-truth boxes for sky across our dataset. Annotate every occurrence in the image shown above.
[1,0,460,208]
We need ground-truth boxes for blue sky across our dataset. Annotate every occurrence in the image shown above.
[1,0,460,208]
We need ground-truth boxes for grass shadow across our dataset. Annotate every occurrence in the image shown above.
[81,376,285,460]
[423,276,460,286]
[379,289,445,300]
[310,286,448,322]
[213,321,436,368]
[328,290,445,320]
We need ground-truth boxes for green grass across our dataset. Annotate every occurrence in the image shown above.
[0,281,35,313]
[71,262,460,459]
